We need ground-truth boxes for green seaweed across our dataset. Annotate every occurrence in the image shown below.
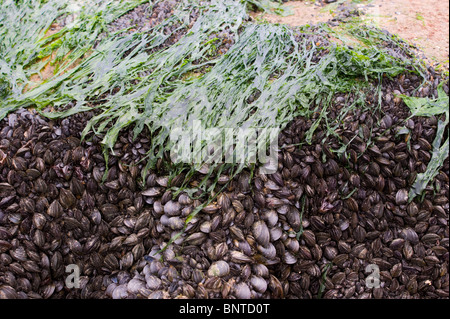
[399,83,449,201]
[0,0,149,118]
[317,262,332,299]
[244,0,294,17]
[0,0,442,207]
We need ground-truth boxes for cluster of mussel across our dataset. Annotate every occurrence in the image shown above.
[0,68,448,299]
[0,0,448,300]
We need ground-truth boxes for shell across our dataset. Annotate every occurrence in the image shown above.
[400,228,419,244]
[250,276,268,293]
[234,282,251,299]
[207,261,230,277]
[47,200,63,218]
[252,220,270,247]
[395,189,409,205]
[163,201,181,216]
[112,284,128,299]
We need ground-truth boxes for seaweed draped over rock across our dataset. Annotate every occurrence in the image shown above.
[2,0,445,203]
[0,0,448,300]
